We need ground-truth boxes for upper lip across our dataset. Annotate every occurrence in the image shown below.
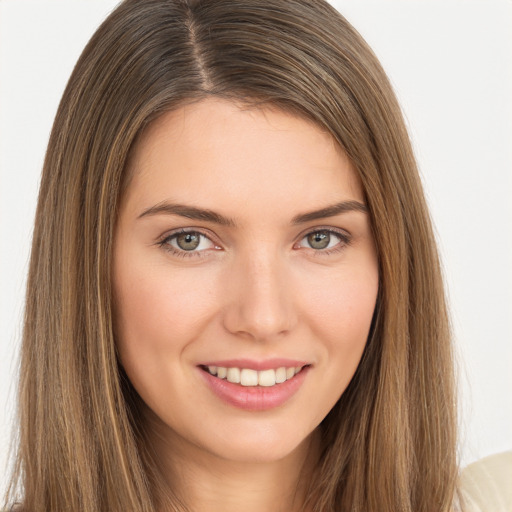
[198,358,310,371]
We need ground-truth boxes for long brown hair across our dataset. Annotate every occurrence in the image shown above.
[5,1,458,511]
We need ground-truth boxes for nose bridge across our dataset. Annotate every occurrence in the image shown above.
[222,247,296,340]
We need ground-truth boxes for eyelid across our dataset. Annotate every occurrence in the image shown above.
[296,225,351,241]
[156,226,219,244]
[294,226,352,253]
[156,227,222,258]
[155,225,352,258]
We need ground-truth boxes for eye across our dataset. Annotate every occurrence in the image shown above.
[159,230,219,256]
[297,229,350,252]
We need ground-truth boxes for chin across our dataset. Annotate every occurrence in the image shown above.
[199,420,318,465]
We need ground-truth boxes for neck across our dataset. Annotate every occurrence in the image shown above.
[144,411,320,512]
[174,446,315,512]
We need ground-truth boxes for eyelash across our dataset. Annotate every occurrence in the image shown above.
[157,229,219,259]
[296,227,352,257]
[157,227,352,259]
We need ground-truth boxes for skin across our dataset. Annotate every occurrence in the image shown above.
[113,98,379,512]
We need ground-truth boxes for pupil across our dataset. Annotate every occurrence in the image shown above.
[308,231,330,249]
[176,232,200,250]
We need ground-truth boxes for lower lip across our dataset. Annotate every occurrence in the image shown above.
[199,366,310,411]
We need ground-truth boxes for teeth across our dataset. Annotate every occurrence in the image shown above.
[240,369,258,386]
[206,365,304,387]
[275,367,287,383]
[258,369,276,387]
[226,367,240,384]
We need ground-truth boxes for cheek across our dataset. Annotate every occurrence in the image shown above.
[306,264,377,326]
[112,257,222,416]
[113,257,218,368]
[300,262,378,364]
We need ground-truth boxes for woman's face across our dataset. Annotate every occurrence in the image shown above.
[113,98,378,464]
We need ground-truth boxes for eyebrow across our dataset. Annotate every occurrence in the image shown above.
[138,201,237,227]
[291,200,368,224]
[137,199,368,226]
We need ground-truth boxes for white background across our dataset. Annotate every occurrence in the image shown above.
[1,0,511,497]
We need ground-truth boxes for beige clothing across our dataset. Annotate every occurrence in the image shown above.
[458,451,512,512]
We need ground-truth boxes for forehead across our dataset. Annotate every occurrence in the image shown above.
[123,98,364,218]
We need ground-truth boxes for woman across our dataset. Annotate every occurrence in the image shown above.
[5,0,460,510]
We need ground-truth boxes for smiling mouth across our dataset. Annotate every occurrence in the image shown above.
[200,365,307,387]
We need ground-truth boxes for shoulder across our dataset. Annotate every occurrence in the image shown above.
[458,451,512,512]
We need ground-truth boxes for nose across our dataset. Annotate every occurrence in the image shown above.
[221,251,298,341]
